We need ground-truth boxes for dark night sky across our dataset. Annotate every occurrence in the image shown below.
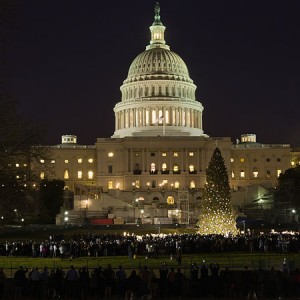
[6,1,300,147]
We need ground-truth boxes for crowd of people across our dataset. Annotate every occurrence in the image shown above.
[0,260,298,299]
[0,232,299,298]
[0,231,299,259]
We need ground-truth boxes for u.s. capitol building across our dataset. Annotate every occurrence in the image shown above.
[33,4,294,226]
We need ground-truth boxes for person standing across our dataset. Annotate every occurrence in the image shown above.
[159,262,168,298]
[103,264,115,298]
[79,266,90,300]
[40,267,49,299]
[65,265,78,298]
[116,265,126,298]
[30,267,41,299]
[0,268,6,299]
[14,266,27,299]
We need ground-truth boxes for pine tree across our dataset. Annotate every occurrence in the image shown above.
[197,147,238,235]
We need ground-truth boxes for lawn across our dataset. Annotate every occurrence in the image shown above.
[1,252,298,278]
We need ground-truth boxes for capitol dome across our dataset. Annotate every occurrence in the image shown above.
[126,48,191,83]
[112,3,208,139]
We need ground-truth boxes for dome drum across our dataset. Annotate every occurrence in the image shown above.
[120,80,196,102]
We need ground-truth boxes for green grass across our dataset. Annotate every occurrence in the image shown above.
[1,252,298,278]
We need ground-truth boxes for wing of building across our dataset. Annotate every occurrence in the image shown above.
[31,4,293,226]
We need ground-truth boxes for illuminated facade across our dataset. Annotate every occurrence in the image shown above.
[32,5,293,225]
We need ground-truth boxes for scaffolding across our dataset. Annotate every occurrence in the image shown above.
[178,190,189,224]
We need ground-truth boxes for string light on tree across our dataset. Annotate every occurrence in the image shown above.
[197,147,238,236]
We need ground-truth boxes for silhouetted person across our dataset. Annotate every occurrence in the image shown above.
[0,268,6,299]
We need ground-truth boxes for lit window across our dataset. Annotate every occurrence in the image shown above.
[64,160,69,164]
[189,165,195,172]
[40,159,45,164]
[162,163,167,171]
[230,158,234,163]
[40,172,45,179]
[189,152,194,157]
[135,180,140,188]
[240,170,245,178]
[277,169,282,177]
[174,181,179,189]
[190,180,196,188]
[23,163,27,167]
[173,165,179,172]
[108,152,114,157]
[173,152,178,157]
[291,161,295,166]
[16,163,20,168]
[78,158,82,163]
[253,171,258,178]
[231,171,234,178]
[16,175,20,179]
[88,171,93,179]
[78,171,82,179]
[88,158,93,163]
[150,163,156,173]
[50,160,55,164]
[167,196,175,205]
[162,152,167,157]
[108,180,113,189]
[240,158,245,163]
[64,170,69,179]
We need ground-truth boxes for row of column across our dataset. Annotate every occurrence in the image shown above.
[115,106,202,130]
[122,84,195,101]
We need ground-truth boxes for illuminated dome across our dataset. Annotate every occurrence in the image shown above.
[112,3,208,138]
[126,48,191,83]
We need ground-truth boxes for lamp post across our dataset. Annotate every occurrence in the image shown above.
[64,211,69,225]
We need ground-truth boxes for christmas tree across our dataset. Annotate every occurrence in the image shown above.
[197,147,238,235]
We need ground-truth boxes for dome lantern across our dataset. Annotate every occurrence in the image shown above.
[147,2,170,51]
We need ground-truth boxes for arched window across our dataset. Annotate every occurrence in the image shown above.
[153,197,159,202]
[64,170,69,179]
[150,163,156,173]
[173,165,180,173]
[189,165,195,173]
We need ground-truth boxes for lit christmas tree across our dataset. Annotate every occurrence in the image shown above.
[197,147,238,235]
